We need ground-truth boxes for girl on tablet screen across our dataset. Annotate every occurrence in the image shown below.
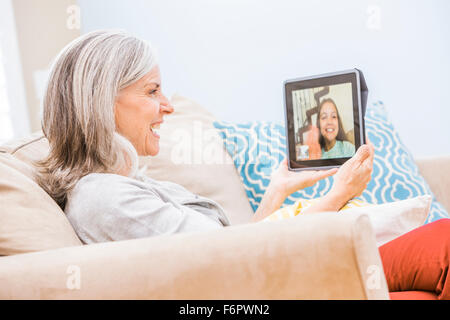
[317,98,355,159]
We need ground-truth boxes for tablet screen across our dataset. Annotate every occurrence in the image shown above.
[284,70,365,170]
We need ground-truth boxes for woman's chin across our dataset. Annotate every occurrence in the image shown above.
[145,145,160,157]
[140,150,158,157]
[137,143,159,157]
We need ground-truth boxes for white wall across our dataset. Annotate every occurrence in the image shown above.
[0,0,30,139]
[77,0,450,157]
[12,0,81,132]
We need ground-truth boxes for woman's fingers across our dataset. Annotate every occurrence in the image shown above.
[362,143,375,172]
[324,167,339,177]
[355,144,371,162]
[281,157,290,170]
[368,141,375,157]
[296,168,338,189]
[314,168,338,181]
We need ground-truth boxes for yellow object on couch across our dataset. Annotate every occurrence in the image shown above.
[264,198,371,222]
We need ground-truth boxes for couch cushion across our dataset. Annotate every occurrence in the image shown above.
[139,94,254,225]
[0,153,82,255]
[213,101,449,223]
[0,131,49,180]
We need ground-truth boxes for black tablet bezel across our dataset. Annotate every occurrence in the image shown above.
[284,69,366,171]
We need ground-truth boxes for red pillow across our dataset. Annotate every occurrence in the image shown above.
[379,218,450,300]
[389,291,437,300]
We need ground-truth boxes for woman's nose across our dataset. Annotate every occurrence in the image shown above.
[160,94,174,114]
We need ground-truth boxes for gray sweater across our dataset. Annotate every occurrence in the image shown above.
[65,172,230,244]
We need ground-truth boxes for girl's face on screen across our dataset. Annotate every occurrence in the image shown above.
[319,101,339,144]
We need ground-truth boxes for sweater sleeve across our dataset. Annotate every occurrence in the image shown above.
[65,174,224,244]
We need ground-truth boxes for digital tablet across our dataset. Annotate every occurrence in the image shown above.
[283,69,368,171]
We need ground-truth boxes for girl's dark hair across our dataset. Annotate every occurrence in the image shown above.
[316,98,348,150]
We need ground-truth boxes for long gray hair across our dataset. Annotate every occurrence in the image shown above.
[36,30,157,210]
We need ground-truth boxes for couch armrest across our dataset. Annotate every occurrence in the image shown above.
[415,155,450,213]
[0,211,389,300]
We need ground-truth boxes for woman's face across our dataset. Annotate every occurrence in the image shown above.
[115,65,173,156]
[319,101,339,144]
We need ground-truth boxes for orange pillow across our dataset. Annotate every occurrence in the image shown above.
[379,218,450,300]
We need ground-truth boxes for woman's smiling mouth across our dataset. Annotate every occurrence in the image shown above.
[150,122,162,138]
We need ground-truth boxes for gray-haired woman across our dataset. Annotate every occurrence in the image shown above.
[37,30,373,243]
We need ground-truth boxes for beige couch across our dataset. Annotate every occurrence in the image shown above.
[0,95,448,300]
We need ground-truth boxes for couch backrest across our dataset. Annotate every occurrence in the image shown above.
[415,157,450,213]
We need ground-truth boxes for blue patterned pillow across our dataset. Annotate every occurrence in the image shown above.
[213,101,449,223]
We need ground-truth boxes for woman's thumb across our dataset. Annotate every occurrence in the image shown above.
[355,144,371,161]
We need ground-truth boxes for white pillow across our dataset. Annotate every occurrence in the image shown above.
[344,195,431,247]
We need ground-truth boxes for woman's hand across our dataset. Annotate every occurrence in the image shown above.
[269,158,338,199]
[301,142,375,215]
[253,142,374,222]
[252,158,337,222]
[328,142,375,206]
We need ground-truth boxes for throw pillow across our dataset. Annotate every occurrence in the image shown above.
[379,218,450,299]
[0,153,82,255]
[213,101,449,223]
